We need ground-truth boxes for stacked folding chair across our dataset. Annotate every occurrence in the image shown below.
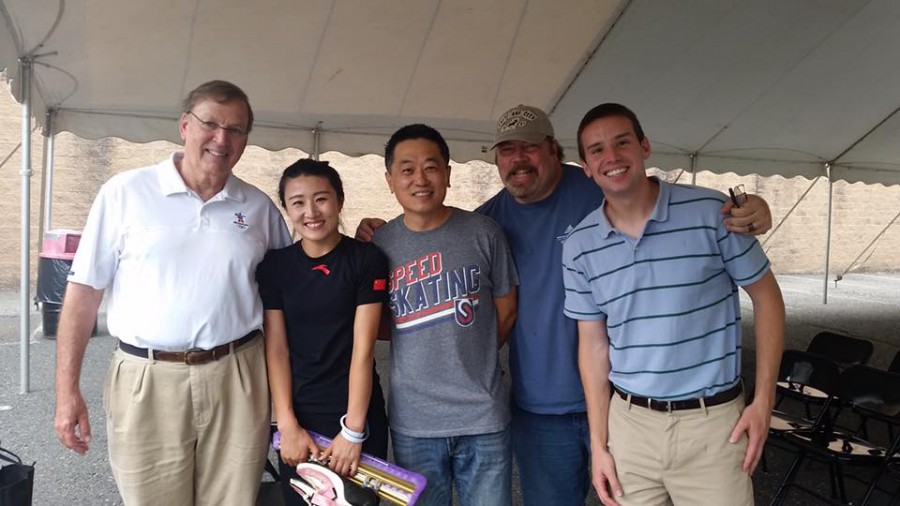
[769,362,900,504]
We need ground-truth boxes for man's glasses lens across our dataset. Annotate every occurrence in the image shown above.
[188,111,247,138]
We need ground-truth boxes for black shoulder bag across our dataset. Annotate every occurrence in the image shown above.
[0,443,34,506]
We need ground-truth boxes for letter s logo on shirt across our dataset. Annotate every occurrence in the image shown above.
[454,298,475,327]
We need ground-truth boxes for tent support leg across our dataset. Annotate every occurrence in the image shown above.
[19,57,34,394]
[0,142,22,170]
[39,109,57,235]
[762,177,821,251]
[312,121,322,161]
[835,210,900,283]
[823,164,833,305]
[690,153,697,185]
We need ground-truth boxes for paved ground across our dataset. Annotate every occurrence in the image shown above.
[1,272,899,505]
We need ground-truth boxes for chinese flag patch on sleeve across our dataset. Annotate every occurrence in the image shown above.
[373,279,387,291]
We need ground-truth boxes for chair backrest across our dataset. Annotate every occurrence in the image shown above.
[837,365,900,422]
[889,350,900,374]
[839,366,900,506]
[806,331,874,369]
[779,349,841,396]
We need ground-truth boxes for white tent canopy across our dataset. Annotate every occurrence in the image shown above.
[3,0,900,392]
[3,0,900,184]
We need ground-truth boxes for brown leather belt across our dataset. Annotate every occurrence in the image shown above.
[614,383,742,412]
[118,330,260,365]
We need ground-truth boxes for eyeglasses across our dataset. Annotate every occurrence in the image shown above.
[187,111,248,138]
[728,184,747,208]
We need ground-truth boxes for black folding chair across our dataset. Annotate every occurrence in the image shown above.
[764,350,841,476]
[770,365,900,505]
[784,332,875,421]
[806,331,874,370]
[888,350,900,375]
[846,367,900,505]
[770,349,842,434]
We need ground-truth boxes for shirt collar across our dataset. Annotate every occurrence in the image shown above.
[156,152,245,202]
[648,177,671,224]
[595,176,671,238]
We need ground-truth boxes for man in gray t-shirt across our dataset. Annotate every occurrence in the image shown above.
[373,124,519,506]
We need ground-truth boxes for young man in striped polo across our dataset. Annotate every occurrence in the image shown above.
[562,103,785,506]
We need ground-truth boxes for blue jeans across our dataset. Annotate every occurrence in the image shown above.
[511,403,591,506]
[391,427,512,506]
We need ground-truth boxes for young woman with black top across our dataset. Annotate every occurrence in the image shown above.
[256,159,389,505]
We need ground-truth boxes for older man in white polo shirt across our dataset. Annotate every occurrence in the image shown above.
[54,80,291,505]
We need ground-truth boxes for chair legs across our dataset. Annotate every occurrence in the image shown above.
[859,463,898,505]
[831,461,847,503]
[771,452,806,506]
[265,458,280,482]
[770,451,854,505]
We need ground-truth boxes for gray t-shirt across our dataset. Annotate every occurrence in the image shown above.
[374,208,519,437]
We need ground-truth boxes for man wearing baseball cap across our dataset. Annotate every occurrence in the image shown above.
[357,104,772,505]
[476,104,773,506]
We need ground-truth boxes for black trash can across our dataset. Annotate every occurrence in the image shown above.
[36,230,96,339]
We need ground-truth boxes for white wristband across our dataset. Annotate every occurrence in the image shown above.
[340,415,368,444]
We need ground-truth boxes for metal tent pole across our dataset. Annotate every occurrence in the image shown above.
[312,122,322,161]
[690,153,697,185]
[823,164,833,305]
[19,57,34,394]
[40,109,57,234]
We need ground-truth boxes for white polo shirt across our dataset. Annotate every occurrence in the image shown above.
[69,152,291,350]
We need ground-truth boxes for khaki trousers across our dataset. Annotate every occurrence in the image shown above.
[607,393,753,506]
[103,336,270,506]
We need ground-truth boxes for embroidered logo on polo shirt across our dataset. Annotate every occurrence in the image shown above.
[312,264,331,275]
[558,224,575,243]
[373,279,387,291]
[233,212,249,230]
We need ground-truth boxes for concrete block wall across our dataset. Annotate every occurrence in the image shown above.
[0,88,43,288]
[2,83,898,289]
[690,171,900,276]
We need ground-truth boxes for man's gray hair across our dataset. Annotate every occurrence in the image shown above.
[181,80,254,133]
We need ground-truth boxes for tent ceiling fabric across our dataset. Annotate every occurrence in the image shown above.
[2,0,900,185]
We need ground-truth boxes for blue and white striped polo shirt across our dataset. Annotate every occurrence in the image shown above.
[562,178,770,400]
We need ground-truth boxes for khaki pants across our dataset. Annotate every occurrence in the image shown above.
[103,336,270,506]
[607,393,753,506]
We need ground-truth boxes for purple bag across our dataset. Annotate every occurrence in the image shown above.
[274,430,427,505]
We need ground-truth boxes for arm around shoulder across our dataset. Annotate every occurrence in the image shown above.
[355,218,387,242]
[493,287,517,348]
[722,193,772,236]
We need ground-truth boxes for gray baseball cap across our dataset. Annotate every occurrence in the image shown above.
[492,104,555,148]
